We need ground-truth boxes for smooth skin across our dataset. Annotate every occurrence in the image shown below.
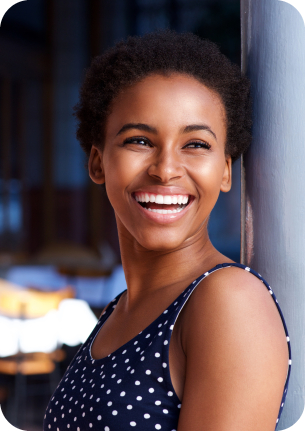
[89,74,289,431]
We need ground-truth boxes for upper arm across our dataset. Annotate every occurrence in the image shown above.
[177,268,288,431]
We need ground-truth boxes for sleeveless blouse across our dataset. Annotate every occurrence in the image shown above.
[43,263,291,431]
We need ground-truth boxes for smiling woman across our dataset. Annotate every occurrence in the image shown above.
[43,30,291,431]
[90,73,231,252]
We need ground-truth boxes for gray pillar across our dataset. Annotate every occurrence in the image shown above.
[241,0,305,429]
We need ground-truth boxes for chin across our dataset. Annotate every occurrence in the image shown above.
[134,231,190,253]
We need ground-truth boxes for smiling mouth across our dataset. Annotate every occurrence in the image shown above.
[134,192,191,214]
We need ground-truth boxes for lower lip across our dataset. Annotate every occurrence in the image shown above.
[133,198,193,224]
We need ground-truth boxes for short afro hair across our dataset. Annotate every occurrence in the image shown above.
[74,30,251,162]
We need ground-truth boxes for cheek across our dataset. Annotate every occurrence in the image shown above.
[103,151,143,204]
[190,158,227,195]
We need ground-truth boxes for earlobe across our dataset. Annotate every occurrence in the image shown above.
[220,156,232,193]
[88,145,105,185]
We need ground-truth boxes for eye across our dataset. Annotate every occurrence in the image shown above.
[184,140,211,149]
[123,136,152,147]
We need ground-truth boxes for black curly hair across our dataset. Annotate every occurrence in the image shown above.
[74,30,251,162]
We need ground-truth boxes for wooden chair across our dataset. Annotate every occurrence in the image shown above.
[0,279,74,428]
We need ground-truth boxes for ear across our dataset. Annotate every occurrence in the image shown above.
[220,155,232,193]
[88,145,105,184]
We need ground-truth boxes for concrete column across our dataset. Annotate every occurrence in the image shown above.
[241,0,305,428]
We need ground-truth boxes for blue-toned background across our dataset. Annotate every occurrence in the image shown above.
[0,1,241,429]
[0,0,241,263]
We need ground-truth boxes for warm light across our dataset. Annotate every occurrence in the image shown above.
[0,299,98,357]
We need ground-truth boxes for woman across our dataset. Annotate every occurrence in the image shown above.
[44,30,291,431]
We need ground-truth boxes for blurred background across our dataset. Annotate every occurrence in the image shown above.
[0,0,240,429]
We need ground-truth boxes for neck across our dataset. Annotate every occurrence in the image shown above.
[117,221,229,306]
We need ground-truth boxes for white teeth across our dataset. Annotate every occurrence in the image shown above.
[135,193,189,205]
[147,206,186,214]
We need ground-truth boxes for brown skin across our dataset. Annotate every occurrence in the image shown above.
[89,74,288,431]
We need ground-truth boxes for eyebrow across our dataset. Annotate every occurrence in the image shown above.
[116,122,217,141]
[116,123,158,136]
[182,124,217,141]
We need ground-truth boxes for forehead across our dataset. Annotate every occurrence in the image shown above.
[105,73,227,143]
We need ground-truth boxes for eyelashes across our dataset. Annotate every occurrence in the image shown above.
[123,137,151,146]
[183,141,211,150]
[123,136,211,150]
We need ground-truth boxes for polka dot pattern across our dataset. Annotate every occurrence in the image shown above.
[43,263,290,431]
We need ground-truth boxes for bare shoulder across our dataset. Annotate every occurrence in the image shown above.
[181,265,289,365]
[182,265,287,341]
[177,266,289,431]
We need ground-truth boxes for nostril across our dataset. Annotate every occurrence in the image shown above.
[147,159,184,182]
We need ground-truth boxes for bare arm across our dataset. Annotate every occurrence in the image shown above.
[177,267,288,431]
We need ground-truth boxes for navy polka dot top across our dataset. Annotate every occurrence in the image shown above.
[44,263,291,431]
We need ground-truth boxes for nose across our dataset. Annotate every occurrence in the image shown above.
[147,148,185,183]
